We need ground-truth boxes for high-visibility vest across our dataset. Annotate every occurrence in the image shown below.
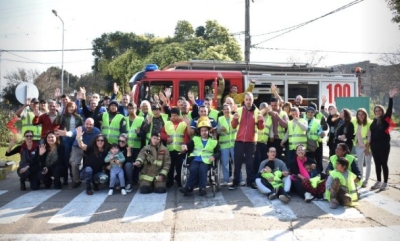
[218,115,237,149]
[236,107,260,142]
[325,170,358,204]
[352,118,372,146]
[287,119,308,151]
[21,111,41,141]
[307,118,321,143]
[277,111,288,139]
[146,113,168,143]
[329,154,356,172]
[261,170,283,189]
[190,136,218,164]
[257,114,272,143]
[101,113,124,144]
[125,116,144,149]
[209,109,219,122]
[165,121,187,152]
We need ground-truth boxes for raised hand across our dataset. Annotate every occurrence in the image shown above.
[322,95,327,104]
[159,92,167,103]
[54,88,61,98]
[9,136,15,147]
[79,87,86,95]
[389,87,399,98]
[154,93,160,103]
[164,88,171,99]
[271,83,276,92]
[39,144,46,155]
[217,72,223,79]
[233,113,239,119]
[113,83,119,94]
[33,108,40,117]
[26,98,31,106]
[250,79,257,84]
[76,126,84,139]
[181,144,188,152]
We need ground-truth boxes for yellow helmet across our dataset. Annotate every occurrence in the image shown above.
[197,116,212,129]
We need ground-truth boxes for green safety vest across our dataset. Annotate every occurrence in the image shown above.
[287,119,308,151]
[236,107,260,142]
[307,118,321,143]
[190,136,218,164]
[351,118,372,147]
[218,115,237,149]
[125,116,144,149]
[257,114,272,143]
[102,112,124,144]
[21,110,41,141]
[208,109,219,122]
[330,154,356,173]
[277,111,288,140]
[261,170,283,189]
[325,170,358,204]
[165,121,187,152]
[146,113,169,143]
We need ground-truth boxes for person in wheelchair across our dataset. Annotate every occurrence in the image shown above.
[179,116,221,196]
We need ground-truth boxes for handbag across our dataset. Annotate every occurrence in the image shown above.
[307,138,318,152]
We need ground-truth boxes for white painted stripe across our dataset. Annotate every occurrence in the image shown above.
[312,199,365,219]
[241,187,297,221]
[0,190,60,224]
[194,191,234,220]
[48,190,108,224]
[360,189,400,216]
[175,226,400,241]
[0,232,171,241]
[122,192,167,223]
[0,190,8,196]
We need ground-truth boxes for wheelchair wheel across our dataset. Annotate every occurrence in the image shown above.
[216,159,222,192]
[181,155,190,188]
[212,182,216,197]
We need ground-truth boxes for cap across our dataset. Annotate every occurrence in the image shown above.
[31,98,39,103]
[109,100,119,108]
[306,107,316,113]
[197,116,212,129]
[39,99,46,103]
[170,107,180,115]
[103,96,110,100]
[151,104,161,111]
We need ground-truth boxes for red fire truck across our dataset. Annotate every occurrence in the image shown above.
[129,60,358,109]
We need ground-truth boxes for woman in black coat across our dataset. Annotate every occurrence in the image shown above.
[334,108,355,152]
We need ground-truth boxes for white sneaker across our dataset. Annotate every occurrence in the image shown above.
[121,189,127,195]
[108,189,113,196]
[221,182,229,186]
[304,192,314,202]
[126,184,132,193]
[240,181,246,186]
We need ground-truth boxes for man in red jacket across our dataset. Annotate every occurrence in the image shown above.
[33,100,61,142]
[229,92,264,190]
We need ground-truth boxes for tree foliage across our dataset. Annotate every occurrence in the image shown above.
[2,69,39,107]
[387,0,400,27]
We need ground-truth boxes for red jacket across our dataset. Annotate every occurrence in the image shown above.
[33,113,61,139]
[232,105,264,143]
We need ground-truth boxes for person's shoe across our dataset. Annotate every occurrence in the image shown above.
[121,189,127,195]
[20,181,26,191]
[249,182,258,189]
[125,184,132,193]
[228,184,238,190]
[221,182,229,186]
[199,189,207,196]
[140,185,153,194]
[370,181,381,190]
[342,193,352,206]
[179,187,192,196]
[108,189,113,195]
[93,183,99,191]
[86,190,93,195]
[379,182,388,191]
[154,187,167,194]
[361,180,368,188]
[279,192,291,203]
[304,192,314,202]
[69,181,81,189]
[330,198,339,209]
[268,192,277,200]
[239,181,246,186]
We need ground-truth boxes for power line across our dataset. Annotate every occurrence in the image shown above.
[1,48,93,52]
[251,46,396,55]
[251,0,365,47]
[3,58,92,64]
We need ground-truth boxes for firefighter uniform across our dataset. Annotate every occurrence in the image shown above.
[135,142,171,194]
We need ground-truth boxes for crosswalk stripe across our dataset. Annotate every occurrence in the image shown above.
[359,188,400,216]
[48,190,108,224]
[0,190,60,224]
[122,192,168,223]
[312,199,365,219]
[0,190,8,196]
[194,191,234,220]
[241,187,297,220]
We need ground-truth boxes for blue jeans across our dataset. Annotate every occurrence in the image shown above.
[220,147,234,183]
[109,167,125,188]
[186,161,209,189]
[80,166,107,190]
[62,136,75,180]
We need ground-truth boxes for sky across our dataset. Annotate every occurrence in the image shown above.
[0,0,399,89]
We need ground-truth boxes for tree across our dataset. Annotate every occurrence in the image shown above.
[75,72,108,96]
[174,20,194,42]
[387,0,400,27]
[287,51,327,67]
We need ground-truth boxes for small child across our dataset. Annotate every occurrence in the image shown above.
[304,163,318,178]
[105,144,127,195]
[260,166,283,200]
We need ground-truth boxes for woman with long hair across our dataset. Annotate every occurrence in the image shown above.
[334,108,354,152]
[5,131,40,190]
[369,87,398,191]
[352,108,372,188]
[76,127,110,195]
[60,101,83,185]
[37,131,65,189]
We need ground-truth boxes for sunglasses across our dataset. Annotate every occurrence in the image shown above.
[25,135,33,138]
[97,139,104,142]
[118,140,126,143]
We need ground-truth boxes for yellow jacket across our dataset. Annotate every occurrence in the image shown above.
[226,83,255,105]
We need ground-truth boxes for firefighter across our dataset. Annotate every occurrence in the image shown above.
[133,132,171,194]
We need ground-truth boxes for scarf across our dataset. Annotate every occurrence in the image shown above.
[297,156,310,179]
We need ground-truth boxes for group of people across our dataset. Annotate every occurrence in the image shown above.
[5,79,398,209]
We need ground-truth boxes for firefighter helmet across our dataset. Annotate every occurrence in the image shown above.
[197,116,212,129]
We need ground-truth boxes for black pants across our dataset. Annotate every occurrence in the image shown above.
[131,148,141,185]
[233,141,256,186]
[167,150,184,187]
[38,165,64,188]
[17,167,40,190]
[269,138,283,160]
[371,142,390,183]
[254,142,268,173]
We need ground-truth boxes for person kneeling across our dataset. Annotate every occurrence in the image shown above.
[180,117,221,197]
[133,132,171,194]
[325,157,358,209]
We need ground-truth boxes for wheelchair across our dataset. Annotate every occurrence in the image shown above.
[181,153,222,197]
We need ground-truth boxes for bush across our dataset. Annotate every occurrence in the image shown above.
[0,108,15,143]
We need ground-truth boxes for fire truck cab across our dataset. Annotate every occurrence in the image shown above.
[129,61,358,109]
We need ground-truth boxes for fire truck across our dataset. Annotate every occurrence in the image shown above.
[129,60,358,109]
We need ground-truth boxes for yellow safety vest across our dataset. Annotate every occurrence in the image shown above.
[352,118,372,146]
[236,107,260,142]
[21,110,41,141]
[165,121,187,152]
[146,113,169,143]
[307,118,321,143]
[261,170,283,189]
[325,170,358,204]
[190,136,218,164]
[218,115,237,149]
[209,109,219,122]
[330,154,356,172]
[277,111,288,140]
[257,114,272,143]
[287,119,308,151]
[125,116,144,149]
[102,113,124,144]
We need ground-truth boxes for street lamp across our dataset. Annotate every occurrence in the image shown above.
[52,9,64,94]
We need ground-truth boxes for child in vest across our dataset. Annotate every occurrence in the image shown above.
[260,166,283,200]
[105,144,127,195]
[325,157,358,209]
[301,162,326,201]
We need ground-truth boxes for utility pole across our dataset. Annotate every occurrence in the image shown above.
[245,0,251,63]
[0,50,2,100]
